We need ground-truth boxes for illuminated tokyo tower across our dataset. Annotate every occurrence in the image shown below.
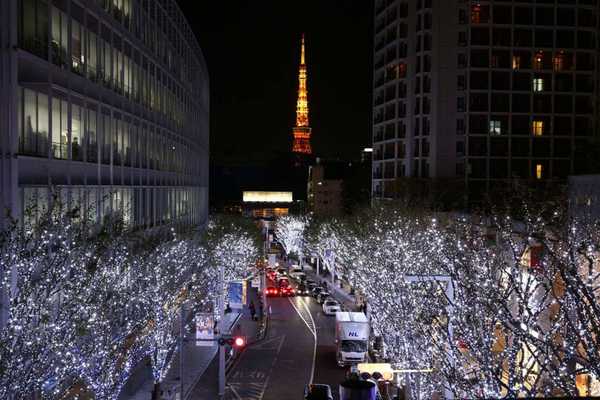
[292,34,312,155]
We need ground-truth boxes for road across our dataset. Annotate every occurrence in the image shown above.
[224,296,314,400]
[223,288,347,399]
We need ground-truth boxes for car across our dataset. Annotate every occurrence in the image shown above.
[306,280,318,291]
[277,277,290,288]
[311,287,324,298]
[292,272,307,282]
[276,268,287,277]
[303,384,333,400]
[290,265,302,275]
[266,270,277,281]
[280,286,295,296]
[266,287,279,297]
[296,283,311,296]
[322,299,341,315]
[316,291,330,304]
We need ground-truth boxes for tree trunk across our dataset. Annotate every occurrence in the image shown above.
[151,382,161,400]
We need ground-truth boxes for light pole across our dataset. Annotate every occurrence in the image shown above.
[218,261,226,398]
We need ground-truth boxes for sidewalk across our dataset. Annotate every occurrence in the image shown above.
[187,287,264,399]
[119,286,264,400]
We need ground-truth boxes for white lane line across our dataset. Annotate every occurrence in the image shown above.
[288,296,318,384]
[257,334,286,400]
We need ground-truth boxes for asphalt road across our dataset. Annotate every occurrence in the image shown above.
[224,278,349,400]
[224,296,315,400]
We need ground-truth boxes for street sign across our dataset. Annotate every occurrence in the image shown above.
[195,313,215,347]
[251,275,260,288]
[228,281,247,309]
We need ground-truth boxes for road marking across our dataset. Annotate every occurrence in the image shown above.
[288,296,318,384]
[227,335,285,400]
[257,334,285,399]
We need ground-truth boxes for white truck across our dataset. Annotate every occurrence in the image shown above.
[335,311,369,367]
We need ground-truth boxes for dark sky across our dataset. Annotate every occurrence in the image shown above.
[177,1,373,165]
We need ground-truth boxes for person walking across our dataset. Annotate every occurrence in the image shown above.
[249,300,256,321]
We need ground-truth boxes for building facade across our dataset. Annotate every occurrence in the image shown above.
[0,0,209,229]
[307,160,344,217]
[372,0,599,200]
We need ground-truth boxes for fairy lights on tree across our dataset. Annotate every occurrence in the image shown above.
[298,203,600,398]
[275,215,308,261]
[0,200,260,399]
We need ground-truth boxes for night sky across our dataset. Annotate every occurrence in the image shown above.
[177,1,373,165]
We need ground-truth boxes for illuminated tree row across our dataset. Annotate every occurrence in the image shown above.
[0,210,259,399]
[279,205,600,398]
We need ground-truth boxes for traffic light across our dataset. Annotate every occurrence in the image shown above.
[218,335,246,348]
[233,336,245,347]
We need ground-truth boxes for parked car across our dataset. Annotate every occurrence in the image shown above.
[296,282,311,296]
[304,384,333,400]
[280,285,295,296]
[311,287,324,298]
[289,265,303,276]
[266,286,279,297]
[316,291,330,304]
[292,272,307,283]
[322,299,341,315]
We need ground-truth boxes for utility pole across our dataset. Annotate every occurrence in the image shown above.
[218,262,226,398]
[180,302,185,398]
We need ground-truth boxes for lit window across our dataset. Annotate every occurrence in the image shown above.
[533,52,543,70]
[512,56,521,70]
[471,5,481,24]
[532,120,544,136]
[536,164,543,180]
[553,53,564,72]
[489,120,502,135]
[533,78,544,92]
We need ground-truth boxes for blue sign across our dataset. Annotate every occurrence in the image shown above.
[228,281,246,309]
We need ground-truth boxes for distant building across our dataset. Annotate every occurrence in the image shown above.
[241,191,293,219]
[0,0,209,229]
[372,0,599,202]
[569,175,600,221]
[308,159,344,216]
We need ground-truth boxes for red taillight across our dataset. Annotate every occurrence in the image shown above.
[234,336,245,347]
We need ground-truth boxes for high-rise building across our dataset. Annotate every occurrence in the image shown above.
[292,34,312,155]
[372,0,599,201]
[0,0,209,228]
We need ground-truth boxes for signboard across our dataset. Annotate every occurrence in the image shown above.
[268,253,277,267]
[195,313,215,347]
[228,280,247,309]
[242,191,293,203]
[251,275,261,288]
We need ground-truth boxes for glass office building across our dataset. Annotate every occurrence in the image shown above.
[0,0,209,228]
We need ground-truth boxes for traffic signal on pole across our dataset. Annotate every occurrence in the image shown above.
[218,335,246,348]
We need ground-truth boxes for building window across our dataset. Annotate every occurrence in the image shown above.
[471,5,481,24]
[489,120,502,135]
[512,55,520,70]
[536,164,543,179]
[532,120,544,136]
[533,78,544,92]
[533,52,544,70]
[20,0,49,59]
[456,118,465,135]
[553,53,564,72]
